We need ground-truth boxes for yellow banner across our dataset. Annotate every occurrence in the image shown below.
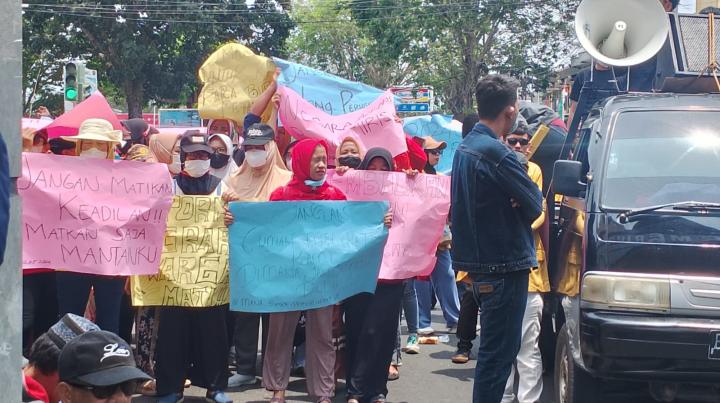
[131,196,229,307]
[197,43,275,124]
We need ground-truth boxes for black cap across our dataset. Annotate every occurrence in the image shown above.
[58,331,151,386]
[243,123,274,146]
[180,130,213,154]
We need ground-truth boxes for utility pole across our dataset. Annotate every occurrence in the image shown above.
[0,0,23,398]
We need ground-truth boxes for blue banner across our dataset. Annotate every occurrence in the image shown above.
[273,58,386,116]
[403,115,463,175]
[228,201,389,313]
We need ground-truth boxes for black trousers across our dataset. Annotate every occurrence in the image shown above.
[343,282,404,402]
[155,305,229,395]
[55,272,125,333]
[23,272,59,355]
[457,285,479,351]
[232,311,268,376]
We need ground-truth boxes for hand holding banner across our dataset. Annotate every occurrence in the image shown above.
[19,153,173,275]
[403,115,463,174]
[228,201,389,313]
[132,196,229,307]
[328,170,451,280]
[278,86,407,160]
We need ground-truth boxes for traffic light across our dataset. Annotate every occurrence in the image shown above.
[64,61,85,102]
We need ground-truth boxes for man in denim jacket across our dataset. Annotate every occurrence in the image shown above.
[450,75,543,403]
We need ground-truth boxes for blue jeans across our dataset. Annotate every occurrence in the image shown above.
[401,279,418,335]
[471,269,529,403]
[416,250,460,328]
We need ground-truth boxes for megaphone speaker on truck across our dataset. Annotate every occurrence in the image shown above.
[575,0,670,67]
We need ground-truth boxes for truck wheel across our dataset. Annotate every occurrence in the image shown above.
[555,323,602,403]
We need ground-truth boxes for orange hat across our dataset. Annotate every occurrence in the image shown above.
[422,136,447,151]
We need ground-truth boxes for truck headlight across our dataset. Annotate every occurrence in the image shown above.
[582,274,670,311]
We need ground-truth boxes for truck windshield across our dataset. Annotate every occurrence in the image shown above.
[603,111,720,210]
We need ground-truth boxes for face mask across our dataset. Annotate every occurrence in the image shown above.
[183,159,210,178]
[80,148,107,159]
[245,149,269,168]
[31,145,44,153]
[304,177,326,188]
[338,155,362,169]
[169,154,182,174]
[210,153,230,169]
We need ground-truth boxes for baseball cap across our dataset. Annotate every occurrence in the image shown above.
[179,130,213,154]
[58,330,151,386]
[47,313,100,350]
[243,123,274,146]
[422,136,447,151]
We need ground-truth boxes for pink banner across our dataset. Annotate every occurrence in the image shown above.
[278,86,407,160]
[327,170,450,280]
[18,153,174,275]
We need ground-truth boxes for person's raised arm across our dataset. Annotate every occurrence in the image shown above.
[248,68,280,118]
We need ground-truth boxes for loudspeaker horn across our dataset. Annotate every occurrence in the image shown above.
[575,0,671,67]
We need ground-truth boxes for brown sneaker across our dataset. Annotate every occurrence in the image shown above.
[451,349,470,364]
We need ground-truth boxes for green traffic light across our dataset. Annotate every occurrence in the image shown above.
[65,88,78,101]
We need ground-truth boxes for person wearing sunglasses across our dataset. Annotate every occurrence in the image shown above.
[56,331,151,403]
[500,120,550,403]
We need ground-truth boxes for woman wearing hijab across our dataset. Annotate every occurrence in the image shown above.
[223,123,292,389]
[208,133,238,181]
[55,119,125,334]
[335,136,364,171]
[155,131,231,403]
[343,148,406,403]
[119,118,158,156]
[149,131,183,175]
[260,139,346,403]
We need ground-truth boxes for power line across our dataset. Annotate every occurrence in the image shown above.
[24,0,568,25]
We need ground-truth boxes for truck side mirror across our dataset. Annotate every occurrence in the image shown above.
[553,160,586,198]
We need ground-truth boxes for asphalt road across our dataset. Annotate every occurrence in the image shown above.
[133,309,555,403]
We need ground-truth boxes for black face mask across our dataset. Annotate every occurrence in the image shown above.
[338,155,362,169]
[210,152,231,169]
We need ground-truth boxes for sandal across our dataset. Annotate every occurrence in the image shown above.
[270,397,285,403]
[387,364,399,381]
[317,398,332,403]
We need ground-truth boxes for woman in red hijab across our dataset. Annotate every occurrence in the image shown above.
[263,139,344,403]
[268,138,346,202]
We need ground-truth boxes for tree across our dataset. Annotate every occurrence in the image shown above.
[286,0,579,115]
[23,0,293,117]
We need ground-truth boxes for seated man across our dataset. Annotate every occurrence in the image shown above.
[56,331,151,403]
[23,314,100,403]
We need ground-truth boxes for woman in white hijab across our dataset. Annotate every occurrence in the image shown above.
[208,133,238,181]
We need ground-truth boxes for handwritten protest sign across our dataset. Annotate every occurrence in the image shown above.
[228,201,389,313]
[274,58,386,116]
[403,115,463,174]
[19,153,173,275]
[131,196,229,307]
[278,86,407,160]
[328,170,450,280]
[198,43,275,124]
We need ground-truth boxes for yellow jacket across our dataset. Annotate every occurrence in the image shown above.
[528,163,550,293]
[556,209,585,297]
[457,162,550,293]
